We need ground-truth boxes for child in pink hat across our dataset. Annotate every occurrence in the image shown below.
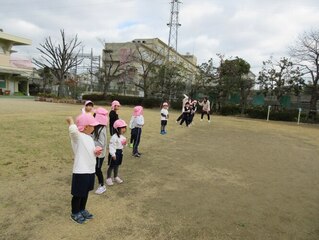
[66,114,100,224]
[81,100,95,115]
[106,119,127,186]
[92,107,109,195]
[160,102,169,134]
[109,100,121,136]
[128,106,144,157]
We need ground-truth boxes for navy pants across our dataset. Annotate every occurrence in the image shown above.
[180,114,190,126]
[201,111,210,120]
[107,149,123,178]
[95,157,105,186]
[131,127,142,154]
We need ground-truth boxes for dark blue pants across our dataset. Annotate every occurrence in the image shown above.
[131,127,142,154]
[95,157,105,185]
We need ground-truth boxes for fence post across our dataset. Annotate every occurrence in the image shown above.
[297,108,302,125]
[267,105,271,121]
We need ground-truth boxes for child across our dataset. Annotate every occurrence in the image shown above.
[176,94,189,123]
[160,102,169,134]
[109,100,120,136]
[81,100,95,115]
[199,97,211,122]
[189,100,197,125]
[66,114,101,224]
[129,106,144,157]
[180,101,191,127]
[93,107,109,195]
[106,119,127,186]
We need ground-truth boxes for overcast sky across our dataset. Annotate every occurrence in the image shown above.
[1,0,319,74]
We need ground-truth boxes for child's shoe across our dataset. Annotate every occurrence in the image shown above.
[81,209,94,220]
[129,143,133,148]
[208,120,211,123]
[95,185,106,194]
[70,212,86,224]
[114,176,123,184]
[106,178,114,186]
[133,153,140,157]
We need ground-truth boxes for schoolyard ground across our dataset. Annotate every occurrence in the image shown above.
[0,98,319,240]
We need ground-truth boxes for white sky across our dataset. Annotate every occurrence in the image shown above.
[1,0,319,74]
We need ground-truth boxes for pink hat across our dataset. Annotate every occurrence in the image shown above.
[113,119,127,129]
[133,106,143,116]
[94,107,109,126]
[84,100,94,106]
[163,102,169,106]
[111,100,121,110]
[76,114,99,131]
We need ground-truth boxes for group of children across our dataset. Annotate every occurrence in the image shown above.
[67,95,211,224]
[175,94,211,127]
[67,100,145,224]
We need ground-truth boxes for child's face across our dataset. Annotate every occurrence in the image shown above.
[114,105,120,111]
[82,125,94,135]
[164,106,168,109]
[85,104,93,112]
[120,127,126,134]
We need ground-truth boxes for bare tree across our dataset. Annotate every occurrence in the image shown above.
[98,46,133,97]
[34,29,82,97]
[290,30,319,119]
[133,43,164,98]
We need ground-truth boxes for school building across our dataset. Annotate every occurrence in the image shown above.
[102,38,198,97]
[0,30,33,95]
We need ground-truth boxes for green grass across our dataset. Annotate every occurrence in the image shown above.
[0,98,319,240]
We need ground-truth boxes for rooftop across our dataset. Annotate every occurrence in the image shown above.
[0,31,32,46]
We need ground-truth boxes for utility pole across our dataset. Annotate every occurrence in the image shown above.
[167,0,182,62]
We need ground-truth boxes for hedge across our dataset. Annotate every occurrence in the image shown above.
[82,93,180,109]
[219,105,241,116]
[246,107,307,122]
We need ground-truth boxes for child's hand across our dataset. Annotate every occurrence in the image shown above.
[66,117,74,125]
[94,146,103,156]
[112,155,116,160]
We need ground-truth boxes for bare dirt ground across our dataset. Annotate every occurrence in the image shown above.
[0,98,319,240]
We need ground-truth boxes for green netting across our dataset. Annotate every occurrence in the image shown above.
[228,93,240,104]
[252,95,265,106]
[279,95,291,108]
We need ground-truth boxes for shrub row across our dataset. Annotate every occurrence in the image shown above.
[82,93,183,109]
[219,105,241,116]
[245,107,307,122]
[218,105,307,122]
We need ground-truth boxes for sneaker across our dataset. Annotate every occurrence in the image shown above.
[106,178,114,186]
[95,185,106,195]
[129,143,133,148]
[200,119,203,122]
[114,176,123,184]
[70,212,86,224]
[133,153,140,157]
[81,209,94,220]
[208,120,211,123]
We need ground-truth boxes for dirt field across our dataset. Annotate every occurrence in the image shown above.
[0,98,319,240]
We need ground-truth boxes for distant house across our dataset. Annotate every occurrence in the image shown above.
[0,30,33,95]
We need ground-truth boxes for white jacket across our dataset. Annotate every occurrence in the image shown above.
[69,124,96,174]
